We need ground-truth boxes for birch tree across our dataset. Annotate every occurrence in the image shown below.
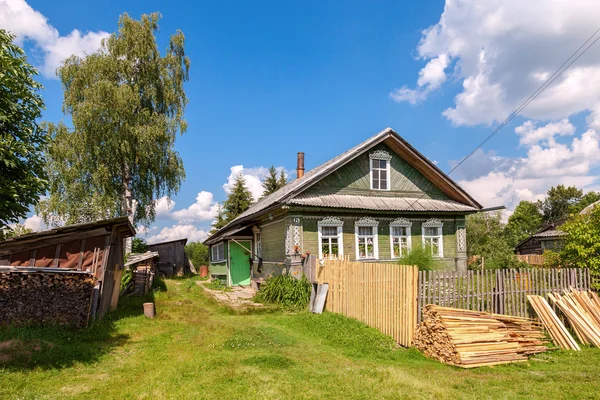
[39,13,190,253]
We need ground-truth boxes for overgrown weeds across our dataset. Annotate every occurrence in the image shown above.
[254,275,311,309]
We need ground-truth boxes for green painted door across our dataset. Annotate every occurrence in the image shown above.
[230,241,251,286]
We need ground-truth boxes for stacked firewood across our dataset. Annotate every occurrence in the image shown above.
[414,305,547,368]
[0,270,95,328]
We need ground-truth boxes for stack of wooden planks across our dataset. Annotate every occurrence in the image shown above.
[527,295,580,350]
[548,290,600,347]
[415,305,547,368]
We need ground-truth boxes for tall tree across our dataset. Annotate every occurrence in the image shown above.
[571,191,600,215]
[223,174,253,222]
[185,241,209,267]
[39,13,190,253]
[261,166,287,198]
[504,201,543,246]
[466,212,521,269]
[209,204,227,235]
[0,30,47,236]
[538,185,583,224]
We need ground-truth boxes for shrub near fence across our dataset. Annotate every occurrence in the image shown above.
[316,260,418,347]
[417,268,591,323]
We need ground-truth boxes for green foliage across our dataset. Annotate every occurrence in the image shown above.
[505,200,543,247]
[1,224,33,240]
[538,185,583,224]
[185,242,209,267]
[209,203,227,235]
[204,279,227,290]
[131,237,149,253]
[572,191,600,215]
[397,246,436,271]
[551,206,600,286]
[223,174,254,222]
[120,268,133,292]
[0,30,47,232]
[467,212,522,269]
[261,165,288,198]
[39,13,189,226]
[254,275,312,309]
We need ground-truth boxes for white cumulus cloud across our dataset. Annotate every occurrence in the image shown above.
[146,224,209,244]
[391,0,600,126]
[0,0,108,78]
[223,165,288,202]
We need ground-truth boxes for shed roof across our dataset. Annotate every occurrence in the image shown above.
[125,251,160,267]
[580,199,600,215]
[532,229,566,238]
[0,216,135,248]
[147,238,188,247]
[205,127,482,244]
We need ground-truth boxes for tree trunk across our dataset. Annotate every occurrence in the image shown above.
[122,164,135,255]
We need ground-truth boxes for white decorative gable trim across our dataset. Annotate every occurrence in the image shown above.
[355,217,379,227]
[422,219,443,228]
[318,217,344,227]
[389,218,412,227]
[369,150,392,161]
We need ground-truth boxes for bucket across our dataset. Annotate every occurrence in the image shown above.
[143,302,155,319]
[199,265,209,277]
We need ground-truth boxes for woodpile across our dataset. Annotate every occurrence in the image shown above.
[527,295,580,350]
[414,305,547,368]
[548,290,600,347]
[0,269,94,328]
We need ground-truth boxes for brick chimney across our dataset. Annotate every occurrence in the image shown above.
[296,152,305,179]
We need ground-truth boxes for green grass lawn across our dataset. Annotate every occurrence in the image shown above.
[1,277,599,399]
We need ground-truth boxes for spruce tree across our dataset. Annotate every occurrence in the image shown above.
[261,166,280,197]
[277,169,288,188]
[210,204,227,234]
[223,174,254,222]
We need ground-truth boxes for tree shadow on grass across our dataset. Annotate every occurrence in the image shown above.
[0,292,156,371]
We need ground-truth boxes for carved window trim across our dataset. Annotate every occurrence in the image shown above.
[355,218,379,260]
[390,218,412,258]
[318,217,344,259]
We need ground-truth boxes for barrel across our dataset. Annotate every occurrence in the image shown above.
[199,265,209,277]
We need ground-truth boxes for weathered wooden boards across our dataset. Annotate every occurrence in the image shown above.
[0,269,95,328]
[527,295,579,351]
[548,290,600,348]
[414,305,547,368]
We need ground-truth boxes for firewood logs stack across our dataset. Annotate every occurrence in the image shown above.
[0,270,95,328]
[414,305,547,368]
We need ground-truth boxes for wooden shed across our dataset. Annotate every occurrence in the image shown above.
[147,238,189,276]
[0,217,135,322]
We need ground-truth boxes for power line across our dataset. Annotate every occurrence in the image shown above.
[406,26,600,211]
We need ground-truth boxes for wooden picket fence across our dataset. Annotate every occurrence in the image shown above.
[417,268,591,323]
[316,260,418,347]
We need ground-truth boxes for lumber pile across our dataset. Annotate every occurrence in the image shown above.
[0,269,94,328]
[415,305,546,368]
[527,295,580,350]
[548,290,600,347]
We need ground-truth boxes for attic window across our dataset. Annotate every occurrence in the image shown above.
[369,150,392,191]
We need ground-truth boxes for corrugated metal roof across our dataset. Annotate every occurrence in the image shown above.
[532,229,566,238]
[287,193,478,212]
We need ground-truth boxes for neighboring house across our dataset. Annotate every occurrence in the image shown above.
[148,238,189,276]
[514,223,566,255]
[0,217,135,320]
[204,128,483,286]
[515,199,600,255]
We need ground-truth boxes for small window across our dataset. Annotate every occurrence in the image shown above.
[211,242,225,262]
[355,218,379,260]
[318,218,344,259]
[422,220,443,257]
[254,232,262,259]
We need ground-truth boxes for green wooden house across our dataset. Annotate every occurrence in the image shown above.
[204,128,482,286]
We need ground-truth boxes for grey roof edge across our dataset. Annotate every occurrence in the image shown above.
[204,127,483,244]
[147,237,188,247]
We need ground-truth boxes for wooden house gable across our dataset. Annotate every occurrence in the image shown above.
[305,143,449,200]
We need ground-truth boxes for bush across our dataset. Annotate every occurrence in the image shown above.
[254,275,312,309]
[398,247,437,271]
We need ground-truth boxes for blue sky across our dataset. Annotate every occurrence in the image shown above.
[4,0,600,242]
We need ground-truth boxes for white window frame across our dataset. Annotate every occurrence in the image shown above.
[318,217,344,259]
[252,226,262,260]
[390,218,412,258]
[369,150,392,191]
[422,219,443,258]
[211,242,225,262]
[355,217,379,260]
